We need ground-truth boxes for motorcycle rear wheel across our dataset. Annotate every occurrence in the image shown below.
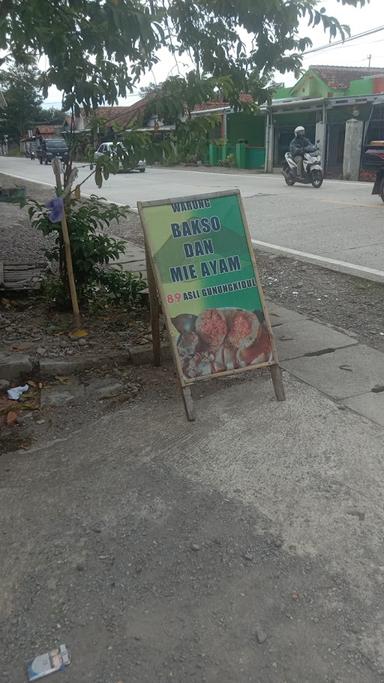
[311,170,323,188]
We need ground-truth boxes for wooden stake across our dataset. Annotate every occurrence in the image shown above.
[181,385,196,422]
[270,364,286,402]
[52,160,81,330]
[61,209,81,330]
[145,245,161,367]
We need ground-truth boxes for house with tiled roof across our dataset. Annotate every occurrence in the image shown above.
[269,65,384,177]
[69,97,152,133]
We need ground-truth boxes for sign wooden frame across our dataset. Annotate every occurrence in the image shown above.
[138,190,285,420]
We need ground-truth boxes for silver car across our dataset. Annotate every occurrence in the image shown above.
[94,141,146,172]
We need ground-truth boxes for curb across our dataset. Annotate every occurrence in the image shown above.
[0,346,171,382]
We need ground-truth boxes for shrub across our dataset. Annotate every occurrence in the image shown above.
[28,195,145,307]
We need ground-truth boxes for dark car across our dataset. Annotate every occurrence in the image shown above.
[37,138,69,165]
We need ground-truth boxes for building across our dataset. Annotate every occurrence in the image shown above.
[69,99,151,133]
[267,65,384,177]
[197,65,384,177]
[192,95,266,170]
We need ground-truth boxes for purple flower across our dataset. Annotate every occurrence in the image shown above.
[46,196,64,223]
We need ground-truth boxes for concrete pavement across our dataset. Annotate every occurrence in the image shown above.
[1,157,384,281]
[2,312,384,680]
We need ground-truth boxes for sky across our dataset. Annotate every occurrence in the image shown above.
[43,0,384,108]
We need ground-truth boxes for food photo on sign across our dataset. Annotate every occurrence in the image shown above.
[172,308,272,379]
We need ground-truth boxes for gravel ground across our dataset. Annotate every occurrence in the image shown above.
[257,253,384,353]
[0,174,53,264]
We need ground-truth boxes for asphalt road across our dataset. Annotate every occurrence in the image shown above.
[1,156,384,279]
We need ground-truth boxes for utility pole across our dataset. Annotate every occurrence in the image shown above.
[368,54,372,68]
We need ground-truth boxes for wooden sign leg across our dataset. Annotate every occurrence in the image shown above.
[181,386,196,422]
[145,247,161,367]
[270,364,286,402]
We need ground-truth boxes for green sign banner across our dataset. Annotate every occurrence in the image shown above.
[139,190,275,384]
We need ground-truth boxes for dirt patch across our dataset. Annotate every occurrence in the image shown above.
[0,362,174,454]
[0,296,152,358]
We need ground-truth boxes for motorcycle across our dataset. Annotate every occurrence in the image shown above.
[363,143,384,203]
[282,146,323,188]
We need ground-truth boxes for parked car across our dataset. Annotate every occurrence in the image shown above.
[94,141,146,172]
[37,137,69,165]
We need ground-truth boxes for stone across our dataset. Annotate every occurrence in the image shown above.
[87,378,124,400]
[0,353,33,381]
[0,379,10,391]
[243,552,254,562]
[283,345,384,401]
[346,509,365,521]
[255,627,267,644]
[78,338,87,347]
[17,411,34,424]
[190,543,201,552]
[41,388,76,407]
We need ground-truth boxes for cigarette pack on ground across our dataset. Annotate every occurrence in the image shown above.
[27,644,70,681]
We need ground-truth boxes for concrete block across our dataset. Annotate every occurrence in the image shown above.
[276,319,357,361]
[283,344,384,400]
[41,382,85,407]
[86,378,124,399]
[39,358,93,376]
[343,392,384,427]
[0,352,33,381]
[39,353,131,377]
[41,388,77,407]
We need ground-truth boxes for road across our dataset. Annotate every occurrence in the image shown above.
[1,157,384,280]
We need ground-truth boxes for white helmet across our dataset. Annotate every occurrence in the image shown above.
[294,126,305,137]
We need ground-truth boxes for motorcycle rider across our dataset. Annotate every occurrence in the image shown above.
[289,126,314,178]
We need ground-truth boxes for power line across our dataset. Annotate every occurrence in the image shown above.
[303,25,384,56]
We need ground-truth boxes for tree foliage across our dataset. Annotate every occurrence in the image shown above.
[0,0,368,112]
[0,64,44,140]
[141,70,267,127]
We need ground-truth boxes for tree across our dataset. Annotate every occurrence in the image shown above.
[141,72,223,123]
[0,64,44,140]
[0,1,367,113]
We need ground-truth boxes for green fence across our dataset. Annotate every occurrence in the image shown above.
[245,146,265,169]
[208,142,265,169]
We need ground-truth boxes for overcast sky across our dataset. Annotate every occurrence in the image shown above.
[44,0,383,107]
